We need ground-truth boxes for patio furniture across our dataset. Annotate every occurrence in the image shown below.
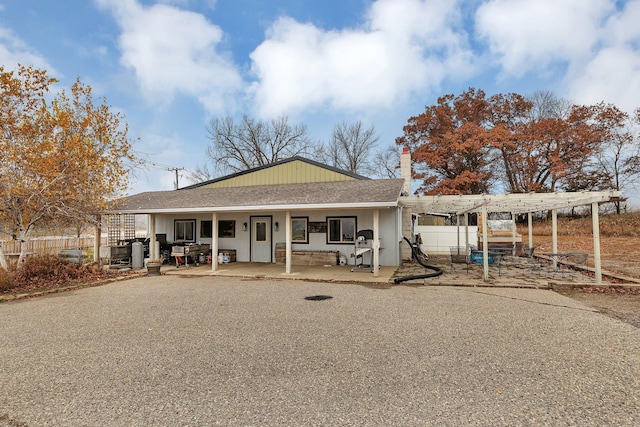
[567,252,589,279]
[523,245,543,275]
[450,246,469,274]
[543,253,574,279]
[471,250,503,276]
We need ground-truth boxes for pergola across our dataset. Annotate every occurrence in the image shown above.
[399,190,622,283]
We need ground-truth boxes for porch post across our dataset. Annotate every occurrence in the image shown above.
[94,215,101,262]
[464,213,469,252]
[592,202,603,284]
[481,206,489,282]
[511,211,516,255]
[373,209,380,277]
[527,212,533,250]
[149,214,156,260]
[285,210,292,274]
[552,209,558,269]
[211,212,218,272]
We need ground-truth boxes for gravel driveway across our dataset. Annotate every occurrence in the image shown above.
[1,276,639,426]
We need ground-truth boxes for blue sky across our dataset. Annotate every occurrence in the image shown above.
[2,0,640,198]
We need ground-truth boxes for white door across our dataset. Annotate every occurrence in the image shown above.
[251,217,272,262]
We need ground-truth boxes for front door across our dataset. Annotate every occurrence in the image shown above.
[251,216,272,262]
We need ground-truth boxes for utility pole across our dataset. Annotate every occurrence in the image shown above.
[168,167,185,189]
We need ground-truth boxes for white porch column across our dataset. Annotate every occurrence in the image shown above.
[211,212,218,272]
[482,206,489,282]
[94,215,101,262]
[527,212,533,250]
[149,214,156,260]
[592,202,603,284]
[464,212,469,252]
[285,210,292,274]
[511,212,516,255]
[552,209,558,269]
[373,209,380,277]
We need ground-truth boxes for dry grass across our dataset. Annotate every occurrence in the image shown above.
[523,211,640,237]
[517,211,640,280]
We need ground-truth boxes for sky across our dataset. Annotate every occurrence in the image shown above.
[1,0,640,200]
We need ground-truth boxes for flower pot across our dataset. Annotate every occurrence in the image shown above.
[147,262,161,276]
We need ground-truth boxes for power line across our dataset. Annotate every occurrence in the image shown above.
[167,167,185,189]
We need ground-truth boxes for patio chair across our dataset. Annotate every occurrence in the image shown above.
[524,245,543,275]
[567,252,589,279]
[450,246,469,274]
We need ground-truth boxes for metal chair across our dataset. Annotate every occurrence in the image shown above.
[450,246,469,274]
[524,246,543,275]
[568,252,589,279]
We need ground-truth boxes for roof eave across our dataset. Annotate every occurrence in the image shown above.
[104,201,399,215]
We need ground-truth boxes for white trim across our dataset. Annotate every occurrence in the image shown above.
[107,202,398,215]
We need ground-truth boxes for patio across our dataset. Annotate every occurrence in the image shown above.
[158,253,602,289]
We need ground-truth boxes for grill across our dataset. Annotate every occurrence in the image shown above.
[171,244,210,268]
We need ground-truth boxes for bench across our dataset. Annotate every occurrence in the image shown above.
[275,244,339,265]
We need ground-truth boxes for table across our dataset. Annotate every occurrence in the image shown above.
[542,253,573,279]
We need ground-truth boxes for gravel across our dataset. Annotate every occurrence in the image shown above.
[1,276,639,426]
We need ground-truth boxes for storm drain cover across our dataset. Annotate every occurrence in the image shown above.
[304,295,333,301]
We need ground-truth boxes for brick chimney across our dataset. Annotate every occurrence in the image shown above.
[400,147,411,195]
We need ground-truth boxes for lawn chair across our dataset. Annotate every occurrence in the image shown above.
[567,252,589,279]
[450,246,469,274]
[524,246,543,275]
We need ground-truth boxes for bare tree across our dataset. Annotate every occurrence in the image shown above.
[372,146,401,178]
[321,120,379,175]
[185,162,216,185]
[205,115,314,174]
[593,105,640,213]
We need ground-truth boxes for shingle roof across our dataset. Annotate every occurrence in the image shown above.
[110,179,405,213]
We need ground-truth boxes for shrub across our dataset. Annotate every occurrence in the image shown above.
[9,255,111,291]
[0,266,17,292]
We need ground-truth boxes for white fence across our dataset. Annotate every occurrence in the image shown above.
[415,225,479,255]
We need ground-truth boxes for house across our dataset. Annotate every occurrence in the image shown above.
[105,156,408,277]
[103,149,621,284]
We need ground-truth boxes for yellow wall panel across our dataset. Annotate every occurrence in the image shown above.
[200,160,358,188]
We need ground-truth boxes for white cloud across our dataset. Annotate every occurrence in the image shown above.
[248,0,475,117]
[475,0,614,77]
[568,46,640,112]
[566,0,640,112]
[96,0,242,113]
[0,27,54,71]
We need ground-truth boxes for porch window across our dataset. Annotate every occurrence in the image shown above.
[291,217,308,244]
[327,216,356,244]
[200,221,212,238]
[174,219,195,243]
[200,220,236,238]
[255,221,267,242]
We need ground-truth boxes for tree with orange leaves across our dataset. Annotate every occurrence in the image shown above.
[397,88,628,198]
[396,88,519,195]
[0,65,140,269]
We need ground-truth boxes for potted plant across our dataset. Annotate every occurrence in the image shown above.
[147,259,162,276]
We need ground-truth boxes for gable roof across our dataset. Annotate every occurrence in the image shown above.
[181,156,369,190]
[110,179,405,214]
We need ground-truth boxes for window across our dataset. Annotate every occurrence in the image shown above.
[327,216,356,244]
[291,217,308,244]
[200,220,236,238]
[200,221,212,238]
[218,220,236,238]
[255,221,267,242]
[174,219,195,243]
